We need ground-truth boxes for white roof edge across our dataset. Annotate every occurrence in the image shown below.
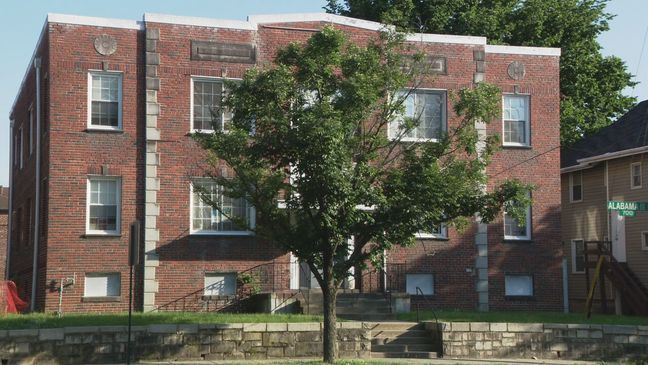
[576,146,648,165]
[248,13,390,32]
[560,164,594,174]
[10,16,48,117]
[145,13,256,30]
[47,13,143,30]
[485,44,561,56]
[406,33,486,45]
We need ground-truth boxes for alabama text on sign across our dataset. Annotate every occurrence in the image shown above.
[607,201,648,216]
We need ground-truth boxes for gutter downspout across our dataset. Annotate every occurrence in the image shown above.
[5,119,15,280]
[30,57,42,312]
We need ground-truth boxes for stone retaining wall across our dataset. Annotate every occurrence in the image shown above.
[428,321,648,361]
[0,322,370,364]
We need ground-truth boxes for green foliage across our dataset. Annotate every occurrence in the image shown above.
[194,26,527,288]
[326,0,637,146]
[237,272,261,294]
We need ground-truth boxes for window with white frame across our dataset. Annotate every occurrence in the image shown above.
[417,223,447,239]
[406,274,434,295]
[503,95,530,146]
[504,196,531,240]
[13,133,18,166]
[571,239,585,273]
[191,78,233,132]
[631,162,642,189]
[641,231,648,251]
[84,273,120,297]
[86,177,121,235]
[204,273,236,296]
[389,90,446,141]
[88,72,122,129]
[504,274,533,297]
[191,180,254,234]
[570,171,583,202]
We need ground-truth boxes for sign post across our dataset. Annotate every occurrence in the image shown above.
[127,221,141,365]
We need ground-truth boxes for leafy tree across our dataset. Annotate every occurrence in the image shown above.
[325,0,637,146]
[194,27,527,363]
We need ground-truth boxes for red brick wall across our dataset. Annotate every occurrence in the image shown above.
[0,213,7,280]
[10,16,562,313]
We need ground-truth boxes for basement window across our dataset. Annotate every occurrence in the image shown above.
[84,273,121,297]
[505,274,533,297]
[204,273,236,296]
[406,274,434,295]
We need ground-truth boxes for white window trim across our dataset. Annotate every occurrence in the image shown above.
[388,88,447,143]
[504,203,532,241]
[631,162,642,190]
[86,176,122,235]
[84,272,121,298]
[417,223,448,239]
[569,171,583,203]
[87,71,123,131]
[189,180,255,236]
[641,231,648,251]
[406,273,435,295]
[189,76,241,133]
[502,94,531,147]
[571,239,585,274]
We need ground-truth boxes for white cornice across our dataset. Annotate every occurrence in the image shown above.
[485,44,561,57]
[249,13,388,31]
[48,13,143,30]
[406,33,486,45]
[145,13,255,30]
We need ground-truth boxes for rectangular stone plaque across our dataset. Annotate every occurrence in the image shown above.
[402,55,447,74]
[191,40,256,64]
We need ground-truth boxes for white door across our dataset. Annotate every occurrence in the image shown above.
[289,253,299,290]
[611,211,627,262]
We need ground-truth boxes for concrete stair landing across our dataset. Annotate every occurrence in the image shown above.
[367,322,440,359]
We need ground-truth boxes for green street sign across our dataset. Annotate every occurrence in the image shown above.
[607,201,648,212]
[619,210,636,217]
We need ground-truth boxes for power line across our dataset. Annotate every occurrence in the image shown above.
[491,145,562,177]
[632,23,648,95]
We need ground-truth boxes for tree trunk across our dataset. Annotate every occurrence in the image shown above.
[321,249,338,364]
[322,280,338,363]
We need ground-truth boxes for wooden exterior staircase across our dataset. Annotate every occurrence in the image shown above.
[585,241,648,316]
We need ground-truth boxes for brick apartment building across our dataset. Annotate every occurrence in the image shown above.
[0,186,8,280]
[7,12,562,313]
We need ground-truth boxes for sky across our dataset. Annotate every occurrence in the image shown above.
[0,0,647,187]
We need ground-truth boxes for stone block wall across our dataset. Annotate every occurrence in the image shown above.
[0,322,369,364]
[429,321,648,361]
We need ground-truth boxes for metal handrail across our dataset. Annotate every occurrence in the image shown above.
[415,286,438,324]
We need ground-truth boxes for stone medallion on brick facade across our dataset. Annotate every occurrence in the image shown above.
[94,34,117,56]
[507,61,526,81]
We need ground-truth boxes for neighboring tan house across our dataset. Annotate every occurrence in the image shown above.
[8,12,562,313]
[561,100,648,315]
[0,186,8,280]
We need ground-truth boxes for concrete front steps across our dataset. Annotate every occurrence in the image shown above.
[301,290,395,321]
[367,322,440,359]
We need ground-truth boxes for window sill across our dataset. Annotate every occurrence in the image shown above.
[82,296,121,303]
[190,232,255,237]
[416,236,449,241]
[503,239,533,244]
[202,295,236,301]
[504,295,535,301]
[409,294,436,298]
[85,128,124,134]
[502,144,532,149]
[84,233,122,238]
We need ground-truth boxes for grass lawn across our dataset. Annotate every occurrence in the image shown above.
[0,312,323,330]
[398,309,648,325]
